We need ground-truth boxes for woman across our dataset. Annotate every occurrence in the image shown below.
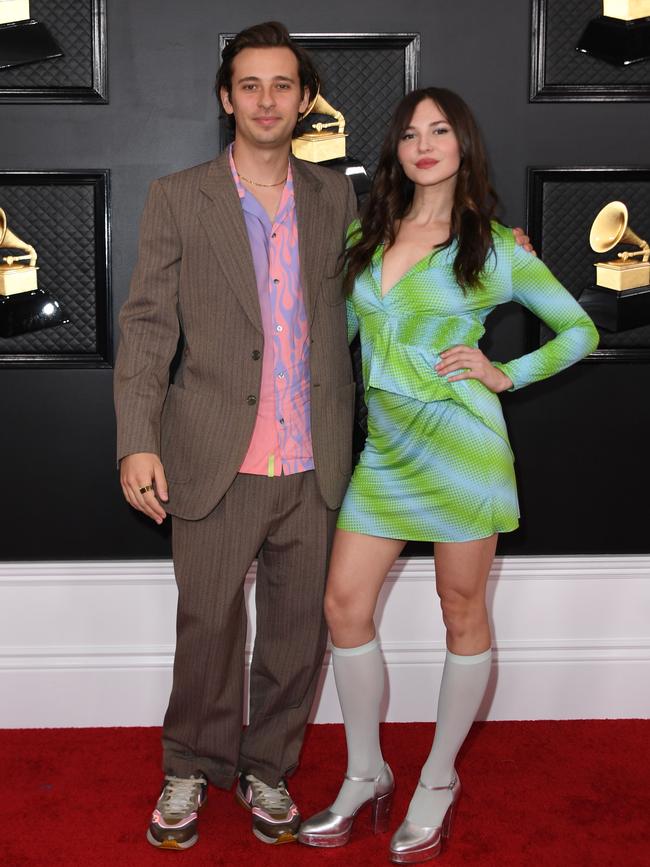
[298,88,598,862]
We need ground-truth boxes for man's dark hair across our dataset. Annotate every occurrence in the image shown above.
[215,21,319,130]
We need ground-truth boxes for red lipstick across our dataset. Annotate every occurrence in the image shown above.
[416,158,439,169]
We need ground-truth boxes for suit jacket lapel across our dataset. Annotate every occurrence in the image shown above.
[198,152,262,334]
[292,156,334,327]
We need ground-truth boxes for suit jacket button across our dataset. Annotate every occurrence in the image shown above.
[247,395,257,405]
[252,350,261,360]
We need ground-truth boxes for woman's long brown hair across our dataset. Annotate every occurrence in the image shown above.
[344,87,499,293]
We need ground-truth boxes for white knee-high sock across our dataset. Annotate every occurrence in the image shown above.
[329,638,386,817]
[407,648,492,827]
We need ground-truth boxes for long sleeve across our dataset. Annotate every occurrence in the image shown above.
[346,296,360,344]
[493,244,599,390]
[344,216,362,344]
[113,179,182,461]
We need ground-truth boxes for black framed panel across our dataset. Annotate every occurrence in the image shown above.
[527,166,650,361]
[0,170,111,367]
[218,32,420,179]
[530,0,650,103]
[0,0,107,103]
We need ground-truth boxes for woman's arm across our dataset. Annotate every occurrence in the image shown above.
[347,296,360,345]
[344,219,362,345]
[492,244,599,390]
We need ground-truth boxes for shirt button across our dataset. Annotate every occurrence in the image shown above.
[271,232,277,239]
[273,278,280,284]
[252,350,261,360]
[279,418,285,425]
[246,395,257,405]
[277,372,285,379]
[276,325,283,332]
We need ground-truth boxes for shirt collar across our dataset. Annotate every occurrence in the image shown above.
[228,143,294,225]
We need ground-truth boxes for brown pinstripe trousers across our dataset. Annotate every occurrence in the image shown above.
[162,470,338,789]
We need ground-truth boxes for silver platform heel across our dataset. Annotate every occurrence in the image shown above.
[298,763,394,848]
[389,772,460,863]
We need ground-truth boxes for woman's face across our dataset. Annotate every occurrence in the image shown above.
[397,98,461,191]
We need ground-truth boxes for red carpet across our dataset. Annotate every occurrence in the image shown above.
[4,721,649,866]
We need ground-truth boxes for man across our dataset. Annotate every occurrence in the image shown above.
[114,21,356,849]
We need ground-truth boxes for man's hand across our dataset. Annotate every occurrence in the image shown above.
[512,226,537,256]
[436,345,513,393]
[120,452,169,524]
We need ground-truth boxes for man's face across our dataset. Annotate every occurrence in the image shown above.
[220,47,310,150]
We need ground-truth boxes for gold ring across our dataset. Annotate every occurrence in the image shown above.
[139,484,153,494]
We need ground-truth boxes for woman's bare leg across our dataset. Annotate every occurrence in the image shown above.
[434,534,496,655]
[324,530,405,815]
[325,529,405,647]
[404,534,496,828]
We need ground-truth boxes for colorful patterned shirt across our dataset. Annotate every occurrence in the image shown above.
[230,145,314,476]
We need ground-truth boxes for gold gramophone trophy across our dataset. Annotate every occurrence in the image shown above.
[577,1,650,65]
[0,207,38,292]
[292,90,348,163]
[0,1,63,70]
[0,207,68,337]
[580,201,650,331]
[292,84,370,197]
[590,201,650,289]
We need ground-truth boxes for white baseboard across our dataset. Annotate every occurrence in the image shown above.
[1,556,648,726]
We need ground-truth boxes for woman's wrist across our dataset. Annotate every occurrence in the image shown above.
[495,369,513,392]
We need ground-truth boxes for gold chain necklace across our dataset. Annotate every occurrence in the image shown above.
[238,171,287,188]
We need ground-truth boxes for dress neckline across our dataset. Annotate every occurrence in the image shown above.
[375,242,448,300]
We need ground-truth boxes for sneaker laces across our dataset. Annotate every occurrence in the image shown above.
[246,774,292,812]
[160,775,205,817]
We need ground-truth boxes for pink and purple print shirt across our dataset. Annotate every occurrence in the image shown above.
[230,145,314,477]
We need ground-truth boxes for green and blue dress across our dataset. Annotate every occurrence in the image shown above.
[337,222,599,542]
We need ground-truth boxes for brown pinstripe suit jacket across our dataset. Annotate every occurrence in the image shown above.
[114,151,358,520]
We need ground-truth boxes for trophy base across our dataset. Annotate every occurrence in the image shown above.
[595,260,650,290]
[292,133,347,163]
[576,15,650,65]
[0,288,69,337]
[319,156,371,198]
[0,264,38,296]
[0,19,64,70]
[579,283,650,332]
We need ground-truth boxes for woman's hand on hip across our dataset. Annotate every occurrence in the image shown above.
[435,345,513,393]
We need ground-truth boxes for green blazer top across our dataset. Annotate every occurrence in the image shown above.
[346,221,599,451]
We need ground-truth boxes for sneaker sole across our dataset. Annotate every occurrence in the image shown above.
[146,828,198,850]
[253,827,298,845]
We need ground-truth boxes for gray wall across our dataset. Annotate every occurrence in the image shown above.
[2,0,648,558]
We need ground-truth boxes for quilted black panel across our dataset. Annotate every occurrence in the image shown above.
[537,176,650,349]
[0,179,107,358]
[0,0,95,89]
[544,0,650,86]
